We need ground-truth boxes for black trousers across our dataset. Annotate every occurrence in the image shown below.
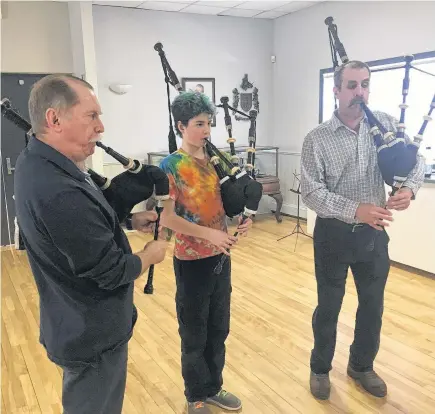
[173,254,231,402]
[310,217,390,374]
[58,343,128,414]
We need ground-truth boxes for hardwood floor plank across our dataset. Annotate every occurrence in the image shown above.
[1,320,29,412]
[2,395,8,414]
[2,346,14,413]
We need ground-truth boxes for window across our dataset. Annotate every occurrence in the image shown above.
[319,52,435,150]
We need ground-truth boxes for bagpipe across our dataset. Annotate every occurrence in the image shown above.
[1,98,169,295]
[87,142,169,295]
[218,95,259,178]
[153,42,263,273]
[325,16,434,196]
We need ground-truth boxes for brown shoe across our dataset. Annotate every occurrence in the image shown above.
[310,371,330,400]
[347,365,387,397]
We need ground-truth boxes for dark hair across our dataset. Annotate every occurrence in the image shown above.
[171,91,216,136]
[334,60,371,89]
[28,74,94,135]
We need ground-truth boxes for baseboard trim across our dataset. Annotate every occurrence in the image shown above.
[271,210,308,222]
[390,261,435,278]
[274,203,307,219]
[1,245,14,251]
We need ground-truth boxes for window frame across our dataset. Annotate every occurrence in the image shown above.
[318,50,435,124]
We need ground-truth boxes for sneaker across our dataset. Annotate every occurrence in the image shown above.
[206,389,242,411]
[187,401,212,413]
[347,365,387,397]
[310,371,330,400]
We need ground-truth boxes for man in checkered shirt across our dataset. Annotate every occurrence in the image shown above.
[301,60,424,401]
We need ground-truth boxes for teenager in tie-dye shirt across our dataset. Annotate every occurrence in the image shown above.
[160,149,227,259]
[159,92,252,414]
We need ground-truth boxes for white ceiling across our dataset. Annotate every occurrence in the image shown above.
[91,1,320,19]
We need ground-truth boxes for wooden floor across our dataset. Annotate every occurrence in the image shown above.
[2,215,435,413]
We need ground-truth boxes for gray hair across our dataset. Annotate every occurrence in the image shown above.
[334,60,371,89]
[28,74,94,136]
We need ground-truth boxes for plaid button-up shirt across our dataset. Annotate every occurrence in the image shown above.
[300,110,425,224]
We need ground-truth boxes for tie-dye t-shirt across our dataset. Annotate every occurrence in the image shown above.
[159,148,228,260]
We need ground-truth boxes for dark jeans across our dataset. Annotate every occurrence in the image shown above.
[173,254,232,402]
[310,217,390,374]
[58,343,128,414]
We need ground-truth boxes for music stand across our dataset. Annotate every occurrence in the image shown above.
[277,171,312,251]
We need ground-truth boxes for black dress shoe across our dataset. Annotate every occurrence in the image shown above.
[310,371,330,400]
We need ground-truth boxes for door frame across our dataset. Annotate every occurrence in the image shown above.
[1,72,53,247]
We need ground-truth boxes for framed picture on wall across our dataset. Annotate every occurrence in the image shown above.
[181,77,216,127]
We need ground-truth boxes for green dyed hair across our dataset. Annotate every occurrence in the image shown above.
[171,91,216,136]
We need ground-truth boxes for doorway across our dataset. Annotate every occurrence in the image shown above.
[1,73,49,246]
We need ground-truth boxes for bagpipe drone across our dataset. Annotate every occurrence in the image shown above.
[324,16,434,196]
[1,97,168,295]
[153,42,263,273]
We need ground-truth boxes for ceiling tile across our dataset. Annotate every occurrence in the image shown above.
[218,8,260,17]
[196,1,244,7]
[253,10,290,19]
[91,0,318,17]
[273,1,317,13]
[137,1,192,11]
[92,1,145,7]
[235,1,290,11]
[179,4,228,14]
[144,0,196,2]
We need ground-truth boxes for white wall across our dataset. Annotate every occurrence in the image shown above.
[273,0,435,152]
[1,1,73,73]
[4,1,432,221]
[92,6,274,164]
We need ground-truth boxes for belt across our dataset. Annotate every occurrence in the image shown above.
[316,217,370,233]
[351,224,365,232]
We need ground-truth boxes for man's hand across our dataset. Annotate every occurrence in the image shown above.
[386,187,413,211]
[205,228,238,256]
[143,240,168,265]
[237,216,253,237]
[131,211,162,234]
[355,203,393,231]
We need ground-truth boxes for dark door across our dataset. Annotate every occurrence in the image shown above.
[1,73,48,246]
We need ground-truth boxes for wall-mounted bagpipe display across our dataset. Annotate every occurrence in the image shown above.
[324,16,434,196]
[1,97,168,295]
